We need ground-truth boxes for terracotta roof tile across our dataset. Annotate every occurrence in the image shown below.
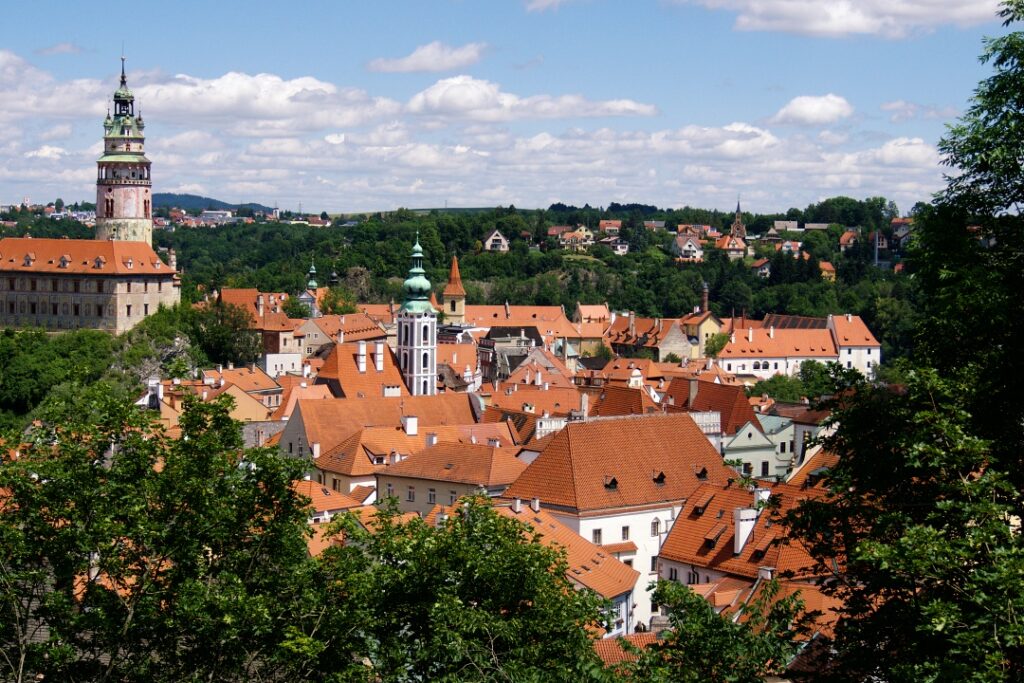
[593,632,660,665]
[316,341,409,398]
[292,479,363,515]
[504,413,735,512]
[442,255,466,297]
[663,378,760,435]
[720,327,837,360]
[383,442,527,488]
[0,237,176,276]
[829,314,880,347]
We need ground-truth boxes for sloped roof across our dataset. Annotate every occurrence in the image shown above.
[489,384,586,417]
[664,378,760,435]
[593,633,660,665]
[604,316,683,350]
[720,327,837,360]
[202,365,279,394]
[311,313,387,342]
[316,341,409,398]
[442,254,466,297]
[576,303,610,323]
[435,343,479,373]
[272,381,332,421]
[588,385,661,417]
[658,481,821,579]
[829,314,880,347]
[0,237,175,276]
[293,393,478,454]
[786,446,839,489]
[384,442,527,488]
[503,413,735,512]
[291,479,363,515]
[497,504,639,599]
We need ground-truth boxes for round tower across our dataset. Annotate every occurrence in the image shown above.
[95,57,153,244]
[396,235,437,396]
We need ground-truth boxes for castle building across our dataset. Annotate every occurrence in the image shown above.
[0,59,178,334]
[442,255,466,324]
[396,237,437,396]
[95,57,153,244]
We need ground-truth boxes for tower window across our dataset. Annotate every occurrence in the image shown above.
[422,325,428,342]
[450,300,456,312]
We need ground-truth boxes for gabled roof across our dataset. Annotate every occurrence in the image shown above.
[715,235,746,251]
[489,384,586,417]
[664,378,760,435]
[786,446,839,489]
[497,504,639,600]
[309,313,387,343]
[505,347,576,388]
[829,314,880,347]
[382,442,527,488]
[575,303,610,323]
[316,341,409,398]
[658,481,821,579]
[0,237,175,276]
[272,381,332,421]
[604,315,683,350]
[435,343,479,373]
[202,365,280,394]
[588,385,661,417]
[503,413,735,513]
[593,633,660,665]
[720,328,837,360]
[293,393,479,455]
[291,479,363,515]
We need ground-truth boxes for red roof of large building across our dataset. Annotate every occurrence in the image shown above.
[503,413,736,513]
[384,442,527,489]
[316,341,409,398]
[664,378,760,435]
[0,237,176,276]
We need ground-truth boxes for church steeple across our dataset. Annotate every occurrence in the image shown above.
[729,195,747,240]
[396,234,437,396]
[442,254,466,324]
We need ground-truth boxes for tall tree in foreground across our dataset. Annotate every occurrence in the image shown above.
[0,391,328,683]
[786,3,1024,679]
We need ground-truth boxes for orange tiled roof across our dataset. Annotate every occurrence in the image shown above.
[594,633,660,665]
[604,316,683,350]
[291,479,363,514]
[658,481,822,579]
[829,314,880,347]
[443,255,466,297]
[576,303,610,323]
[589,385,661,417]
[272,381,332,421]
[497,504,639,599]
[720,327,837,360]
[715,235,746,251]
[358,303,396,325]
[786,446,839,489]
[435,342,479,372]
[0,237,176,276]
[293,393,479,455]
[384,442,527,488]
[317,341,409,398]
[819,261,835,272]
[312,313,387,342]
[202,365,280,394]
[490,384,586,417]
[504,413,736,512]
[664,378,759,435]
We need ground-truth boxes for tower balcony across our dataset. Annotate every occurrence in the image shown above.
[96,178,152,187]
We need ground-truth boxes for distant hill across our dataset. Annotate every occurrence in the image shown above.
[152,193,274,214]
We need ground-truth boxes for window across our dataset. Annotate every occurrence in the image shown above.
[332,479,341,492]
[623,559,633,567]
[847,361,852,369]
[422,352,428,368]
[651,519,661,536]
[761,461,770,477]
[7,278,14,290]
[7,302,13,314]
[621,526,630,541]
[288,442,293,453]
[386,483,394,498]
[127,282,131,293]
[867,348,872,355]
[30,279,36,291]
[668,567,678,581]
[726,363,732,371]
[126,305,132,317]
[407,486,415,502]
[449,490,457,504]
[51,280,58,292]
[422,325,428,342]
[848,348,852,355]
[687,570,699,584]
[428,488,436,504]
[780,441,787,454]
[51,303,57,315]
[774,362,779,370]
[743,462,753,475]
[143,303,149,316]
[592,529,602,545]
[867,361,873,368]
[650,557,658,572]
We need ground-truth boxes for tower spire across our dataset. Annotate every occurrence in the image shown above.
[120,52,127,87]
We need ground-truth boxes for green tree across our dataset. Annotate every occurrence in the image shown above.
[0,391,325,682]
[627,579,807,682]
[319,498,608,681]
[281,296,311,319]
[704,332,729,358]
[188,301,262,367]
[319,285,359,315]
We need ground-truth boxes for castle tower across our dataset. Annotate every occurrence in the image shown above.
[95,57,153,244]
[729,198,746,240]
[396,236,437,396]
[442,254,466,324]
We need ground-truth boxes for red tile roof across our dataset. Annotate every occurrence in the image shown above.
[316,341,409,398]
[291,479,363,515]
[829,314,880,347]
[720,327,837,360]
[503,414,736,512]
[663,378,760,435]
[442,255,466,297]
[593,633,660,665]
[383,442,527,488]
[0,237,176,276]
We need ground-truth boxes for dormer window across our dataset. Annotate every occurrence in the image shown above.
[696,467,708,481]
[603,476,618,490]
[653,471,666,486]
[59,255,70,269]
[125,258,134,269]
[23,254,34,267]
[94,256,106,269]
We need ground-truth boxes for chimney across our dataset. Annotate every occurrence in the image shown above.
[227,361,234,371]
[311,442,321,459]
[357,341,367,373]
[768,326,775,339]
[512,497,522,513]
[216,364,223,374]
[543,382,549,391]
[374,341,385,372]
[487,437,501,447]
[628,311,636,336]
[530,497,541,513]
[256,294,264,317]
[747,327,753,343]
[535,369,543,386]
[426,432,437,447]
[729,331,735,344]
[401,415,418,436]
[337,328,344,344]
[688,378,699,406]
[734,507,758,554]
[504,300,511,319]
[701,281,709,313]
[300,381,307,388]
[580,392,589,417]
[846,313,852,322]
[389,450,401,465]
[303,363,311,378]
[168,248,177,271]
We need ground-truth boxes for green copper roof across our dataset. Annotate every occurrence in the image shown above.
[97,153,150,163]
[399,234,436,314]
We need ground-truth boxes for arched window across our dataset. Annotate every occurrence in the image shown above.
[752,361,760,370]
[422,380,428,394]
[422,325,429,342]
[422,351,428,368]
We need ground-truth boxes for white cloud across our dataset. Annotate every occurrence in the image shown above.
[40,123,72,141]
[880,99,958,122]
[678,0,999,38]
[525,0,574,11]
[771,94,853,125]
[407,75,657,121]
[36,42,84,56]
[24,145,66,160]
[368,41,487,73]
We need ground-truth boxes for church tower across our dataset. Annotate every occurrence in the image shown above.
[442,255,466,324]
[95,57,153,244]
[396,236,437,396]
[729,198,746,240]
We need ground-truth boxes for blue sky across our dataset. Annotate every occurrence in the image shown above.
[0,0,1007,213]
